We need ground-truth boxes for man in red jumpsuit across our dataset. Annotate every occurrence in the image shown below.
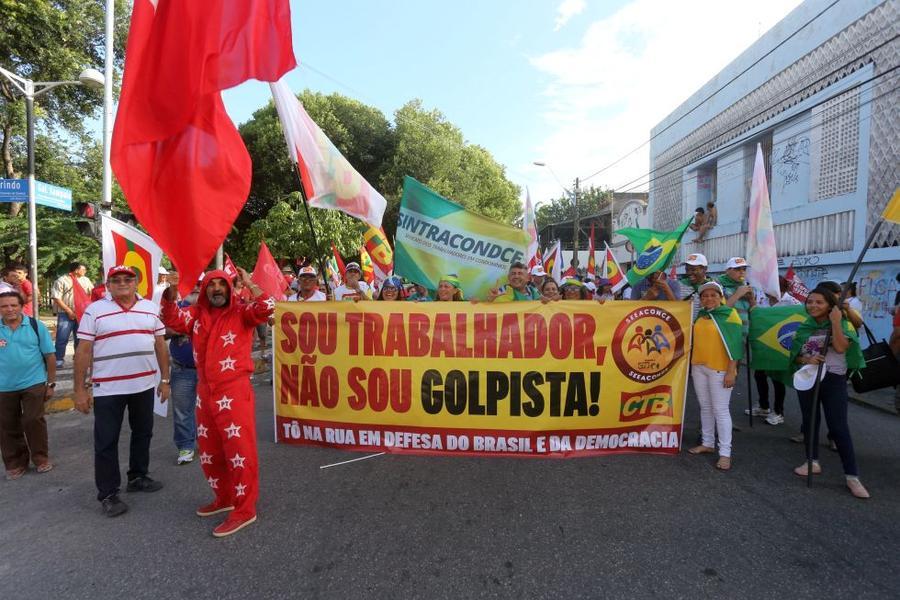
[160,267,273,537]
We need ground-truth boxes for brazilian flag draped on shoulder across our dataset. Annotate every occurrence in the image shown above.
[615,218,693,286]
[697,305,744,361]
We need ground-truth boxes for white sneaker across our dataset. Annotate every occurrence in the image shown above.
[177,449,194,465]
[744,407,770,416]
[765,413,784,425]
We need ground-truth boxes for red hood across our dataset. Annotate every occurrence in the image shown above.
[197,269,234,311]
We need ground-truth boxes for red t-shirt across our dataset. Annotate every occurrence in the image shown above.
[17,279,33,316]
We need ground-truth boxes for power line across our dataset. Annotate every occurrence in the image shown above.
[612,65,899,196]
[578,0,842,184]
[611,27,898,191]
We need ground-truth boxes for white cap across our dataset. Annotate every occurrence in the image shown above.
[298,265,317,276]
[530,265,547,277]
[584,281,597,292]
[684,253,708,267]
[698,281,724,296]
[725,257,748,269]
[793,363,826,391]
[158,266,169,275]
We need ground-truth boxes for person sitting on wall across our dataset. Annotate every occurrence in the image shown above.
[689,207,712,242]
[706,201,718,227]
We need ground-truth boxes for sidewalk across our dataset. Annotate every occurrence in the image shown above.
[848,385,900,416]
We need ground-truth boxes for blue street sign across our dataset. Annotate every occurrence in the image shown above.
[34,180,72,211]
[0,178,72,210]
[0,179,27,202]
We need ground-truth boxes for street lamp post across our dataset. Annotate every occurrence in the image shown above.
[0,66,104,317]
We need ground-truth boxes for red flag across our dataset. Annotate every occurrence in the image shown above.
[587,223,596,277]
[111,0,296,296]
[331,242,346,275]
[562,264,577,278]
[223,254,239,279]
[785,263,810,302]
[251,242,287,301]
[71,275,91,321]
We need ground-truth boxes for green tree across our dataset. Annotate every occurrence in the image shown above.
[230,195,365,270]
[535,185,613,229]
[238,90,395,229]
[0,0,128,201]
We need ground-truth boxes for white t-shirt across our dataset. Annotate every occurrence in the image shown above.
[77,296,165,396]
[151,282,169,306]
[334,282,372,301]
[847,297,863,314]
[287,290,326,302]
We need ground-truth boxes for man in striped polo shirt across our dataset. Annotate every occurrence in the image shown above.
[74,265,170,518]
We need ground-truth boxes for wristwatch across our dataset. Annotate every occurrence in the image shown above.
[47,382,56,388]
[160,379,171,384]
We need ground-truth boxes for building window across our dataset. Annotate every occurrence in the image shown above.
[812,88,860,200]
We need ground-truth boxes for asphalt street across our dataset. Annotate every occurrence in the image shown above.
[2,373,899,600]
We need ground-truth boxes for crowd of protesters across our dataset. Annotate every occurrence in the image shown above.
[0,248,893,536]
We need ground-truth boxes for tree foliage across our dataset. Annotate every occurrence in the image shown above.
[237,93,521,265]
[0,0,128,180]
[535,185,613,230]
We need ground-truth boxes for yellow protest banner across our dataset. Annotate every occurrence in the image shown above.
[274,300,692,457]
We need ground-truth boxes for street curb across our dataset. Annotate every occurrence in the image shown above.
[46,396,74,413]
[847,392,898,416]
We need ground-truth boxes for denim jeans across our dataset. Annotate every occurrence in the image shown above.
[55,313,79,362]
[797,372,858,476]
[171,363,198,451]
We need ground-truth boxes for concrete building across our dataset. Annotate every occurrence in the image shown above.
[649,0,899,341]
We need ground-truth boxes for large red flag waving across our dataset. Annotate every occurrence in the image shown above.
[111,0,296,296]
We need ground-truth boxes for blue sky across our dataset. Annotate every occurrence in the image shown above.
[222,0,802,206]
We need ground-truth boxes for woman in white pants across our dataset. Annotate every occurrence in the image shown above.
[688,281,743,470]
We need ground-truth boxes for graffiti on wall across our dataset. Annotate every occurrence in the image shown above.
[773,138,810,193]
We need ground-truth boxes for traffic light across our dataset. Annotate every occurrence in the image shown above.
[75,202,99,237]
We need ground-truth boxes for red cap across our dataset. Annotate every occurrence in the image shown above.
[107,265,137,280]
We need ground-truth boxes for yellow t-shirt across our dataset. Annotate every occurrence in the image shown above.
[691,317,731,371]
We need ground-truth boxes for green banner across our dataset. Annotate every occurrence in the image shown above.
[615,218,693,286]
[394,177,530,300]
[749,304,807,372]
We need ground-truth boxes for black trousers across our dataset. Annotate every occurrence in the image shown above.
[93,387,155,501]
[753,370,785,415]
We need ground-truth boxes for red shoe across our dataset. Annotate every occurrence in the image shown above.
[212,514,257,538]
[196,501,234,517]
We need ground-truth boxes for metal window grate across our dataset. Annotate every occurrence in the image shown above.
[815,89,860,200]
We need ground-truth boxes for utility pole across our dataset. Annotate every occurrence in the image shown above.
[572,177,580,267]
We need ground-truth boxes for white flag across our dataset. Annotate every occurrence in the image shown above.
[746,143,780,300]
[101,214,163,302]
[270,78,387,227]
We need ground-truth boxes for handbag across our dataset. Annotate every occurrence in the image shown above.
[850,323,900,393]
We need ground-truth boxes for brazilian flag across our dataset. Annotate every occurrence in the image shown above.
[698,305,745,361]
[749,305,807,371]
[615,218,693,286]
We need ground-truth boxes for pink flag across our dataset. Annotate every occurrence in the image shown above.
[747,143,780,300]
[269,78,387,227]
[251,241,287,301]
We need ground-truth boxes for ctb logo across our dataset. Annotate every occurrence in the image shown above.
[620,386,674,422]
